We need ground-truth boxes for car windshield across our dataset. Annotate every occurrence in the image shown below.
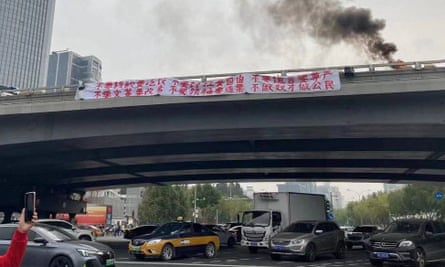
[385,221,421,233]
[242,211,270,227]
[152,222,184,235]
[283,222,315,233]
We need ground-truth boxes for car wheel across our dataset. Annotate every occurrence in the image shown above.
[204,242,217,258]
[270,254,281,260]
[369,259,383,267]
[49,255,74,267]
[79,235,92,241]
[414,248,426,267]
[237,232,241,242]
[304,243,317,262]
[227,237,236,248]
[161,244,175,261]
[334,242,346,259]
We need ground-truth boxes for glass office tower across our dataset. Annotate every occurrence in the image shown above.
[0,0,56,89]
[47,50,102,87]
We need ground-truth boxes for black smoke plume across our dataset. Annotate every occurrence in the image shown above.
[245,0,397,62]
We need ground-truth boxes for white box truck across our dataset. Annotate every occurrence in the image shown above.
[240,192,327,253]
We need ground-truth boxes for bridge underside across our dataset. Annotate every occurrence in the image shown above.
[2,66,445,201]
[3,134,445,191]
[2,94,445,193]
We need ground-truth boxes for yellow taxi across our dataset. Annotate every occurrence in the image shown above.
[128,220,220,260]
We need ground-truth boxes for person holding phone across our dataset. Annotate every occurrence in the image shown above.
[0,208,38,267]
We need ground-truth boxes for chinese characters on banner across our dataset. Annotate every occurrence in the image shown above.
[76,70,341,100]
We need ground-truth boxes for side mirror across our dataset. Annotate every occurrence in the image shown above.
[315,229,324,234]
[33,237,48,244]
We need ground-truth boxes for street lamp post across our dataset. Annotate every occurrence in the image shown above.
[193,186,205,222]
[193,186,198,223]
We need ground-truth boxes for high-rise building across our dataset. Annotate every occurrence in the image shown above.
[47,50,102,87]
[0,0,56,88]
[315,182,344,210]
[276,182,317,194]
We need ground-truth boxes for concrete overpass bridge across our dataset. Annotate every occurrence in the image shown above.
[1,59,445,217]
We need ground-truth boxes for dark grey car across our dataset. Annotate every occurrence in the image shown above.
[0,223,115,267]
[368,219,445,267]
[269,220,345,262]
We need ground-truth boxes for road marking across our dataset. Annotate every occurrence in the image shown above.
[115,261,286,266]
[116,257,371,266]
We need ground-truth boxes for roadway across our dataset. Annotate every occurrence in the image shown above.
[97,236,378,267]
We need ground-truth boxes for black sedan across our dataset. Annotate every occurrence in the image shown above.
[0,223,115,267]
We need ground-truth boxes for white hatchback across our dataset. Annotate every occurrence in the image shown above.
[37,219,96,241]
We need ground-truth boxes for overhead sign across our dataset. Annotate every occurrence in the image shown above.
[76,70,341,100]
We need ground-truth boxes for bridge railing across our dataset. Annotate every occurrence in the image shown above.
[1,59,445,105]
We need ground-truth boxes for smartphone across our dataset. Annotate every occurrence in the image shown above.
[24,191,36,222]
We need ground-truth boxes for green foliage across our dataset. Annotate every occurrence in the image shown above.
[388,184,445,219]
[138,185,190,224]
[214,183,245,198]
[333,208,349,225]
[137,183,251,225]
[335,184,445,227]
[195,184,221,209]
[215,198,253,223]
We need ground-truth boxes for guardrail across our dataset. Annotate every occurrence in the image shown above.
[1,59,445,105]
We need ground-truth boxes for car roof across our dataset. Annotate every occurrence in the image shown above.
[38,219,71,223]
[0,223,18,227]
[292,220,332,223]
[133,224,159,227]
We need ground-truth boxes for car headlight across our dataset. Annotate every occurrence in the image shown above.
[399,240,414,247]
[148,239,162,245]
[77,248,103,257]
[290,239,306,245]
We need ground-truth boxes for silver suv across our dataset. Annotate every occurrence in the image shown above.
[269,220,345,262]
[37,219,95,241]
[346,225,381,250]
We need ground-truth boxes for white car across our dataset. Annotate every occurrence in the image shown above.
[0,85,19,96]
[37,219,96,241]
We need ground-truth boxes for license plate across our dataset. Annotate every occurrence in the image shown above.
[131,247,141,252]
[106,259,115,266]
[274,245,284,251]
[377,252,389,259]
[251,242,257,246]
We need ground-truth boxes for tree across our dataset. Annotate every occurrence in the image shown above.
[138,185,190,224]
[214,182,246,198]
[193,184,222,223]
[216,198,253,223]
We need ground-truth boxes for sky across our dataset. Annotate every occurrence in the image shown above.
[49,0,444,203]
